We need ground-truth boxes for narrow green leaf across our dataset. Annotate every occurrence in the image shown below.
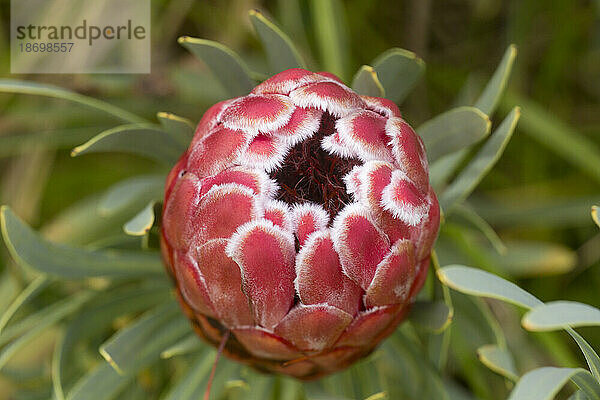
[178,36,254,97]
[0,291,94,371]
[0,275,49,335]
[372,48,425,103]
[592,206,599,227]
[0,127,100,158]
[99,303,190,374]
[508,367,600,400]
[351,65,385,97]
[523,301,600,331]
[1,206,164,278]
[160,333,203,359]
[439,265,600,384]
[162,352,239,400]
[418,107,491,162]
[161,351,213,400]
[568,329,600,382]
[437,265,542,309]
[504,93,600,185]
[364,392,388,400]
[452,204,507,254]
[157,112,194,148]
[123,202,156,236]
[249,9,305,73]
[0,79,147,124]
[67,362,130,400]
[71,124,183,165]
[492,240,577,278]
[429,149,469,191]
[474,45,517,115]
[309,0,350,80]
[409,301,453,333]
[53,284,172,400]
[568,390,590,400]
[441,107,520,210]
[98,175,164,217]
[477,344,519,381]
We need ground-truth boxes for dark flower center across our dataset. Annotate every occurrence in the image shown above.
[270,113,361,221]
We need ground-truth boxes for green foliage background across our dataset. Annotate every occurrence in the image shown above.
[0,1,599,399]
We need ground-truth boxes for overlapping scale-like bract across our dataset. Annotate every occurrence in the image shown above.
[161,68,440,379]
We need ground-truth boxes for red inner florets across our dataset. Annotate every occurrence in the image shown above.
[269,112,361,221]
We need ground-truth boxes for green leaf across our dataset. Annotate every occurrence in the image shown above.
[439,265,600,384]
[249,9,305,73]
[98,175,164,217]
[437,265,542,309]
[440,107,520,210]
[71,124,183,165]
[309,0,350,80]
[477,344,519,381]
[429,149,469,191]
[123,202,156,236]
[0,275,49,335]
[160,333,203,359]
[0,79,147,124]
[99,302,190,374]
[66,362,130,400]
[522,301,600,331]
[371,48,425,103]
[351,65,385,97]
[53,283,172,400]
[0,291,94,371]
[568,329,600,382]
[474,45,517,115]
[0,127,100,158]
[418,107,491,162]
[504,92,600,185]
[178,37,255,97]
[161,352,213,400]
[451,204,507,255]
[162,352,240,400]
[409,300,453,333]
[593,206,599,227]
[568,390,590,400]
[491,241,577,278]
[508,367,600,400]
[0,206,164,278]
[157,112,194,148]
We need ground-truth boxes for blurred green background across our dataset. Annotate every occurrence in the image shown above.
[0,0,599,398]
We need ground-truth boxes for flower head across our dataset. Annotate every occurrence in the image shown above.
[161,68,440,379]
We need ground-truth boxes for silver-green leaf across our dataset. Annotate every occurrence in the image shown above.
[474,45,517,115]
[522,301,600,331]
[372,48,425,103]
[508,367,600,400]
[72,124,183,165]
[477,344,519,381]
[351,65,385,97]
[249,9,305,73]
[440,107,520,210]
[418,107,491,162]
[1,206,164,278]
[179,36,255,97]
[0,79,147,124]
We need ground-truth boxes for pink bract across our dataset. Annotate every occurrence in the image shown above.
[161,68,440,379]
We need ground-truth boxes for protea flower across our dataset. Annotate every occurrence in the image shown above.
[160,68,440,379]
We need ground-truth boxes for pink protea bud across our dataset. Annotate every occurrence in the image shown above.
[161,69,440,379]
